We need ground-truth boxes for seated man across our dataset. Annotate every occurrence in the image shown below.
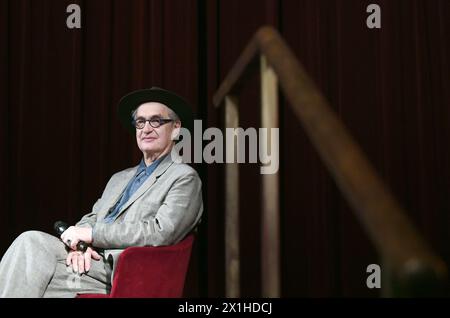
[0,87,203,297]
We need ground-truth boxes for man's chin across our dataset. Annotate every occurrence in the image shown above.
[141,146,158,153]
[139,142,159,152]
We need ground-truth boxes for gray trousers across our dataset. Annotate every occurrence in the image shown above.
[0,231,112,298]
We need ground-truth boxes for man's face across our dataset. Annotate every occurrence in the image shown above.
[135,102,180,157]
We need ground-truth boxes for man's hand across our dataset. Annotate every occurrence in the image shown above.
[60,226,93,250]
[66,247,101,274]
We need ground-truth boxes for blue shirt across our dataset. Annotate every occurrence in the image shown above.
[103,156,165,223]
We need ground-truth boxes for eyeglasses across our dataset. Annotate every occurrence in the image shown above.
[132,117,174,129]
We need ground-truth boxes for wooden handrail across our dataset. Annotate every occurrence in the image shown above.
[214,26,447,296]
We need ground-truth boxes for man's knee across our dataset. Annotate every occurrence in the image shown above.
[11,230,66,260]
[17,230,46,241]
[15,231,54,248]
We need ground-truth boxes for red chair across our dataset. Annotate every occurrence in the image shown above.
[77,234,195,298]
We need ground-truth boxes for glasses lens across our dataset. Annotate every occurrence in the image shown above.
[150,118,161,128]
[135,119,145,129]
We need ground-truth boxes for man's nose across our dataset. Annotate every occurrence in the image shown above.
[142,121,154,133]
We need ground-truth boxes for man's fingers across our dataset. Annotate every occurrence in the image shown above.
[91,249,101,260]
[61,226,77,247]
[60,226,73,241]
[72,253,79,273]
[70,238,79,250]
[78,252,85,274]
[67,248,100,274]
[84,252,91,272]
[66,252,73,266]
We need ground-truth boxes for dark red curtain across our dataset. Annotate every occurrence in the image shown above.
[1,0,450,297]
[278,0,450,296]
[0,0,202,295]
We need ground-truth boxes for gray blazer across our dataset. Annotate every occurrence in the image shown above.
[75,154,203,274]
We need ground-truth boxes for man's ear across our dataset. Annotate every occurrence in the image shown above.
[171,121,181,140]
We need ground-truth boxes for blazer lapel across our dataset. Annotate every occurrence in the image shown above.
[99,166,138,219]
[114,154,175,220]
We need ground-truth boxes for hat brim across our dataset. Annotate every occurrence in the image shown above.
[118,88,194,135]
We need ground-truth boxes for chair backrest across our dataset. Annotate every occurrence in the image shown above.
[109,234,195,298]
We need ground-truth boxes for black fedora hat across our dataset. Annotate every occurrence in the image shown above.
[118,87,194,134]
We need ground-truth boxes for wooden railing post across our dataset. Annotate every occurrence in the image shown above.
[214,26,447,297]
[225,95,240,298]
[260,55,280,297]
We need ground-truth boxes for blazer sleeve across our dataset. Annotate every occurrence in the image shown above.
[91,170,203,249]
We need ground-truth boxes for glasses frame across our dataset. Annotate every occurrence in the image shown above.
[132,117,175,129]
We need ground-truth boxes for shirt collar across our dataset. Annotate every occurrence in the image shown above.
[138,154,168,176]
